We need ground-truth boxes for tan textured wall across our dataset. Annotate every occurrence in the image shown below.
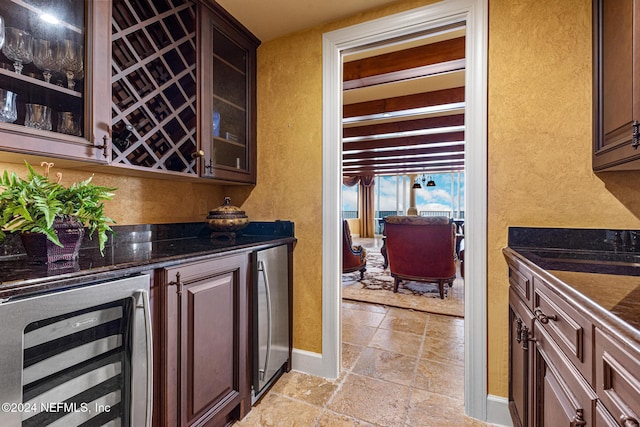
[488,0,640,396]
[0,161,225,225]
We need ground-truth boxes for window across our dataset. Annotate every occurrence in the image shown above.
[342,183,358,218]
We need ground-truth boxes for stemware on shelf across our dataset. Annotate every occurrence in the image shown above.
[24,103,52,130]
[0,16,5,50]
[2,27,33,74]
[0,88,17,123]
[57,111,81,136]
[56,40,83,90]
[33,39,58,83]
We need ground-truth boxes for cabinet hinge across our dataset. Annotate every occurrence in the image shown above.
[632,120,640,149]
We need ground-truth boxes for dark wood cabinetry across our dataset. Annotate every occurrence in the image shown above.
[109,0,259,182]
[0,1,111,163]
[593,0,640,171]
[156,252,251,427]
[111,0,199,175]
[0,0,259,184]
[506,251,640,427]
[199,2,259,183]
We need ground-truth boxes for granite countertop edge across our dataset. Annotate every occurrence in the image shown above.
[0,221,296,300]
[504,246,640,349]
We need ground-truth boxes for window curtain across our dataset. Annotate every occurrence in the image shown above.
[343,175,375,237]
[359,176,375,237]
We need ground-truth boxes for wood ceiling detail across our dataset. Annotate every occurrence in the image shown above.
[343,87,464,119]
[342,32,466,177]
[343,37,466,90]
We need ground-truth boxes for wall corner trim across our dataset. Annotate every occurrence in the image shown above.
[291,348,327,378]
[486,394,513,427]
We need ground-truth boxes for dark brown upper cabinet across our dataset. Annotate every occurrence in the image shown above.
[593,0,640,171]
[199,2,260,184]
[110,0,259,183]
[0,1,111,163]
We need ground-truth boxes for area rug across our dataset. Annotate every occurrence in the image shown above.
[342,247,464,318]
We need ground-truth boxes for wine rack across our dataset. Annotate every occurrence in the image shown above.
[111,0,198,174]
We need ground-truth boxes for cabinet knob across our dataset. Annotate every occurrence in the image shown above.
[620,415,639,427]
[570,409,586,427]
[191,150,205,159]
[534,308,557,324]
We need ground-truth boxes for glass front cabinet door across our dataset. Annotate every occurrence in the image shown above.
[199,2,259,184]
[0,0,111,163]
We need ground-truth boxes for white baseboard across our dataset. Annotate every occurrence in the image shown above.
[291,348,326,377]
[486,394,512,426]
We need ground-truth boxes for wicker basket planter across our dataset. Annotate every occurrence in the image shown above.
[20,216,85,263]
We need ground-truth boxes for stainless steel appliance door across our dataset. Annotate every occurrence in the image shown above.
[0,274,152,427]
[254,245,289,398]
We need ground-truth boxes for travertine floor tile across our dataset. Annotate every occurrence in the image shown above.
[237,300,500,427]
[407,388,474,427]
[342,300,388,314]
[236,393,322,426]
[342,342,364,371]
[414,359,464,399]
[369,327,423,356]
[379,307,428,335]
[352,347,418,386]
[425,315,465,343]
[317,410,377,426]
[343,307,386,327]
[328,373,412,426]
[342,322,377,346]
[421,336,464,366]
[270,371,341,407]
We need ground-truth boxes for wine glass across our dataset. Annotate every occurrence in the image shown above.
[2,27,33,74]
[33,39,58,83]
[0,88,17,123]
[56,40,83,90]
[0,16,5,50]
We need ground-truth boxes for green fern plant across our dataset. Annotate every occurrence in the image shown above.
[0,162,116,255]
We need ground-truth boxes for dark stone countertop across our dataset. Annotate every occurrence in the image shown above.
[507,227,640,345]
[0,221,296,300]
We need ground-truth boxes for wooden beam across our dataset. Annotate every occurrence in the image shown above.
[343,131,464,152]
[343,59,465,90]
[344,162,465,175]
[345,153,465,167]
[343,146,464,160]
[343,37,466,82]
[343,114,464,138]
[343,87,465,118]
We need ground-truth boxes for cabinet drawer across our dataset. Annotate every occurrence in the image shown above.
[533,278,593,385]
[508,260,534,309]
[595,401,620,427]
[534,325,597,427]
[595,328,640,426]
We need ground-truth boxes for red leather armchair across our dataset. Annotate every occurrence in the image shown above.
[342,220,367,279]
[384,216,456,298]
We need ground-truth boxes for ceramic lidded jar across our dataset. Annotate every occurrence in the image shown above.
[206,197,249,232]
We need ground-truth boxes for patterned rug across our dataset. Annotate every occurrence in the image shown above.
[342,246,464,317]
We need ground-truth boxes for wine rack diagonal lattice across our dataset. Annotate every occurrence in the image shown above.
[111,0,197,174]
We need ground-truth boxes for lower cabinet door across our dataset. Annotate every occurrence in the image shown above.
[509,288,534,427]
[534,326,597,427]
[158,253,250,427]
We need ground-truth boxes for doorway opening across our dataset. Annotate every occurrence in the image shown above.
[322,0,490,422]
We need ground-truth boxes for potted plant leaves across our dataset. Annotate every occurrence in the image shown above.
[0,161,116,263]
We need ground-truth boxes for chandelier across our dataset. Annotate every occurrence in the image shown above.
[412,174,436,189]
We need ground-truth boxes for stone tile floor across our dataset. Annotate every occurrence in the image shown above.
[236,300,498,427]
